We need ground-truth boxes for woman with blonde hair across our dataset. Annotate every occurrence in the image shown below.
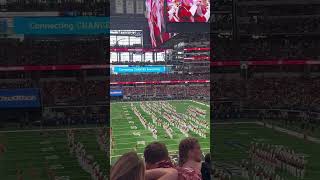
[111,151,178,180]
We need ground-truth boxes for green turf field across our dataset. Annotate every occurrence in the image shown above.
[111,100,210,164]
[0,128,108,180]
[213,122,320,180]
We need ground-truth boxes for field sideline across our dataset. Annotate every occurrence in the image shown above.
[110,100,210,164]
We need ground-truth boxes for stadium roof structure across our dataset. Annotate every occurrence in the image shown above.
[159,33,210,48]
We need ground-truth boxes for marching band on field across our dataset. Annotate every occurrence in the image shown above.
[240,142,306,180]
[136,101,209,139]
[67,130,107,180]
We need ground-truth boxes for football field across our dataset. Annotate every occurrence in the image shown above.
[0,127,108,180]
[111,100,210,164]
[213,122,320,180]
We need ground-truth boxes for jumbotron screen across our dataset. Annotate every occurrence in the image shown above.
[146,0,173,47]
[166,0,210,23]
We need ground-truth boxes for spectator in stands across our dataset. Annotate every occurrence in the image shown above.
[111,151,178,180]
[144,142,174,170]
[178,137,202,180]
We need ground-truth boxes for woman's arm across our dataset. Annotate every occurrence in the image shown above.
[146,168,178,180]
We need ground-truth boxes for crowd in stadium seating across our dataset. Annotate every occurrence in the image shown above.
[111,140,212,180]
[120,85,209,100]
[213,76,320,126]
[44,80,107,106]
[214,76,320,111]
[241,16,320,35]
[214,37,320,61]
[246,77,320,110]
[213,78,245,101]
[111,74,209,82]
[42,106,106,127]
[0,39,106,65]
[187,86,210,97]
[41,80,82,105]
[0,79,107,106]
[237,3,320,34]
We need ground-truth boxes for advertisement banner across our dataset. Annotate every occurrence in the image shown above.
[110,90,123,97]
[113,66,167,74]
[13,16,109,35]
[0,89,41,108]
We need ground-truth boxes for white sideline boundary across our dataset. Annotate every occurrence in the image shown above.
[190,100,210,107]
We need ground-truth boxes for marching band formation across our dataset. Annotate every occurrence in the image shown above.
[67,130,107,180]
[97,128,109,154]
[136,101,209,139]
[132,103,158,139]
[240,142,307,180]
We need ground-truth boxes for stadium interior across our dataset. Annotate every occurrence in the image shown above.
[0,0,320,180]
[0,0,211,180]
[109,0,210,173]
[212,0,320,179]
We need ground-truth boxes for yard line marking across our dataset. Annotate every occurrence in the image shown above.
[190,100,210,107]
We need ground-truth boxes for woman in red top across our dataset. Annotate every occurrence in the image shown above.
[178,0,193,22]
